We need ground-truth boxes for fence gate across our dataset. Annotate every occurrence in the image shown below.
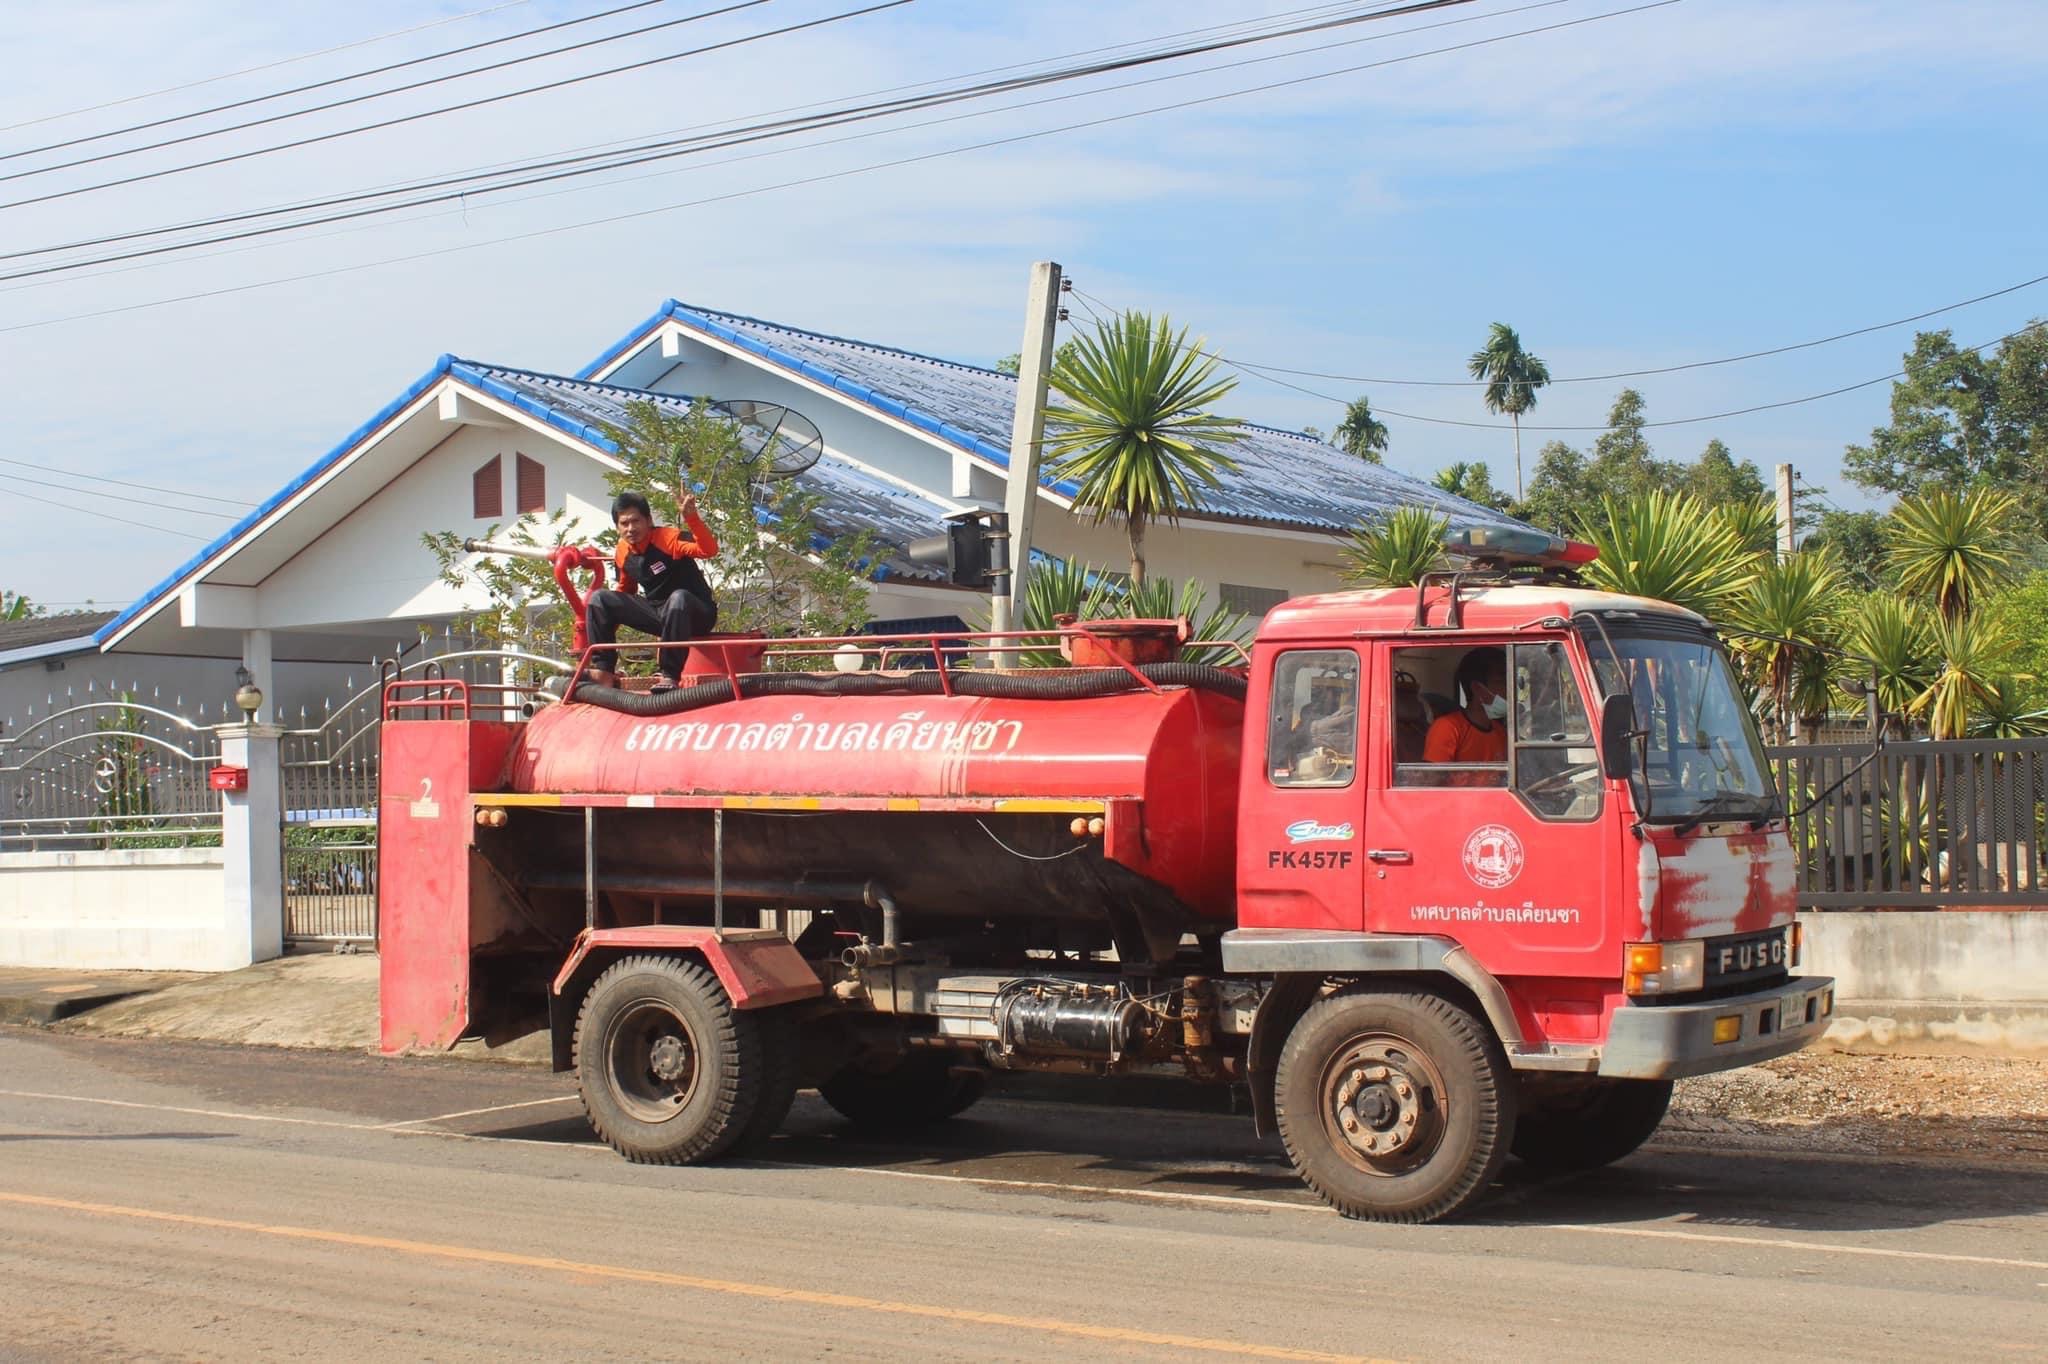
[0,687,223,851]
[279,647,551,943]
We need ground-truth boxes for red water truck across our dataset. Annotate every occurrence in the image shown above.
[380,538,1834,1223]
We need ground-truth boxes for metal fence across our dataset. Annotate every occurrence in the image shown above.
[1772,738,2048,909]
[279,644,563,942]
[0,686,224,852]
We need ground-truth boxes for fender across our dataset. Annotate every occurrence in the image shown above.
[548,926,823,1072]
[1220,929,1526,1052]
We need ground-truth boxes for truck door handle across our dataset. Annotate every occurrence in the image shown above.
[1367,849,1411,864]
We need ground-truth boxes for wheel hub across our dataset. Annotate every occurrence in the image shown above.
[648,1034,691,1083]
[1323,1040,1441,1171]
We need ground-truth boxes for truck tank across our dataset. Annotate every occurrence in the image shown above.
[498,681,1245,949]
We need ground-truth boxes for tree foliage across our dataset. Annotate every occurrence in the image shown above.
[1,591,35,621]
[1046,311,1243,584]
[1581,490,1758,621]
[1009,559,1251,667]
[1468,321,1550,499]
[1515,393,1769,539]
[1431,461,1512,512]
[1882,485,2019,624]
[1843,322,2048,532]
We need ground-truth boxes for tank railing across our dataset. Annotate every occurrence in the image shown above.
[564,623,1249,699]
[383,678,472,722]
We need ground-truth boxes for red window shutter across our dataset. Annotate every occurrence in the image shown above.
[472,456,502,519]
[515,453,545,514]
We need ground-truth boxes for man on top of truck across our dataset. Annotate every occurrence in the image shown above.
[1424,646,1508,781]
[584,491,720,691]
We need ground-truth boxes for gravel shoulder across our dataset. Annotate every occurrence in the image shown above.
[1670,1051,2048,1163]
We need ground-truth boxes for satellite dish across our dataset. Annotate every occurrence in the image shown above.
[706,399,823,481]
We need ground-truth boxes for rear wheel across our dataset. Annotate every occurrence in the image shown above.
[1274,988,1514,1224]
[1511,1079,1673,1174]
[732,1007,802,1153]
[819,1051,987,1131]
[574,955,763,1164]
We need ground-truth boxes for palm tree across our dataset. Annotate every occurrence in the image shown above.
[1467,322,1551,501]
[1333,395,1389,463]
[1582,491,1757,621]
[1046,311,1243,585]
[1714,495,1779,560]
[1884,486,2018,624]
[1341,507,1448,588]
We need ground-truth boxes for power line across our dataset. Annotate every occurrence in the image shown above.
[0,0,909,212]
[1,0,1429,267]
[0,455,254,509]
[1,0,1674,336]
[0,1,533,135]
[0,0,735,173]
[0,477,210,540]
[0,469,240,518]
[0,0,1505,284]
[1071,282,2048,432]
[1199,270,2048,388]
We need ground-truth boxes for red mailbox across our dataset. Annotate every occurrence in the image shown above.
[208,765,249,793]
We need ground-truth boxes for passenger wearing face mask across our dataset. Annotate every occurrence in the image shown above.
[1424,648,1509,777]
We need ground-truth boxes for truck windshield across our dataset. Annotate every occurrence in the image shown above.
[1583,622,1778,823]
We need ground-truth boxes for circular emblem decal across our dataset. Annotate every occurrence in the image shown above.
[1462,824,1524,889]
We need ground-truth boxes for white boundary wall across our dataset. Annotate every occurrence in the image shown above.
[0,849,236,971]
[1801,910,2048,1053]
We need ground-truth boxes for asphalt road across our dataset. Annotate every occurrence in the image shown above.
[1,1030,2043,1363]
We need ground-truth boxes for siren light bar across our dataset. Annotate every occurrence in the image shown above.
[1441,526,1598,567]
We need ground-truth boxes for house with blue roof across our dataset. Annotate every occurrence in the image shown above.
[87,299,1521,703]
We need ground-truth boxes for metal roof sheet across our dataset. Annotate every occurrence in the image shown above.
[639,301,1530,539]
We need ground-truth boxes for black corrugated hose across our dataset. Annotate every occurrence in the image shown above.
[569,663,1247,716]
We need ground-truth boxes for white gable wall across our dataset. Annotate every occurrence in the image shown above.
[256,424,614,630]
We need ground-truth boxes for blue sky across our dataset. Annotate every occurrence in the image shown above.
[2,0,2045,608]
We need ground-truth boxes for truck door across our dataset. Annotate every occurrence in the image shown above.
[1236,647,1368,932]
[1363,639,1614,979]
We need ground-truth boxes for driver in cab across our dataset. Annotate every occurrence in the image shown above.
[1425,648,1508,780]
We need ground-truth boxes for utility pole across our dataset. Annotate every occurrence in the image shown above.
[1774,463,1797,563]
[993,260,1064,639]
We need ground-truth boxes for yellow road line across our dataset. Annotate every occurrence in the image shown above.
[0,1191,1377,1363]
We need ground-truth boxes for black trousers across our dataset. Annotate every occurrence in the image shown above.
[586,588,717,677]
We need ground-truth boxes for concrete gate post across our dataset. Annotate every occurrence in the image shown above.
[218,723,285,968]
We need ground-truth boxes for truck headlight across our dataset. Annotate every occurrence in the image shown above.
[1624,940,1705,996]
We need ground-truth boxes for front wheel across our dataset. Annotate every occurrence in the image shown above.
[1511,1079,1673,1174]
[574,955,764,1164]
[1274,988,1515,1224]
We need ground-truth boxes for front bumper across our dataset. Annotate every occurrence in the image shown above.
[1600,975,1836,1080]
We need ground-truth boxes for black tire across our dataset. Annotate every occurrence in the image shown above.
[731,1008,802,1153]
[818,1051,988,1131]
[574,955,763,1164]
[1511,1079,1673,1174]
[1274,987,1515,1224]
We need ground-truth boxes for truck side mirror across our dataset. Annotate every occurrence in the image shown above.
[1599,693,1636,782]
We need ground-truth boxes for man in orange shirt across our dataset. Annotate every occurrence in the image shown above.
[585,490,719,691]
[1424,648,1508,782]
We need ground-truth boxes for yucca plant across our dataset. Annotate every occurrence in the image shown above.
[1009,561,1252,667]
[1341,506,1449,588]
[1731,550,1841,742]
[1046,311,1244,585]
[1714,495,1780,559]
[1971,679,2048,738]
[1582,490,1758,620]
[1884,486,2019,624]
[1909,612,2012,739]
[1839,594,1934,730]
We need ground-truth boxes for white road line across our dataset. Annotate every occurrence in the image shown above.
[0,1088,374,1131]
[377,1096,579,1129]
[1547,1221,2048,1272]
[7,1086,2047,1272]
